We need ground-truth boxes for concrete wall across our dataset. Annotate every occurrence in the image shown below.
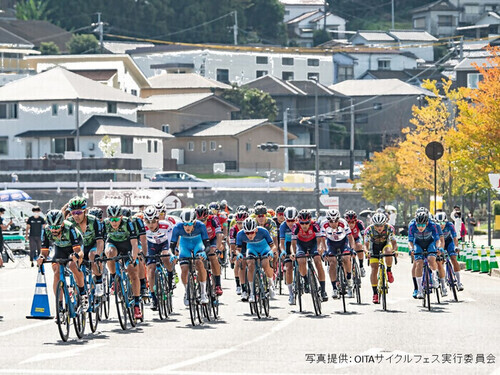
[350,52,418,78]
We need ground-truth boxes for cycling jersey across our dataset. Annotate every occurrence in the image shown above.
[349,219,365,241]
[145,220,174,265]
[273,217,285,242]
[229,224,241,245]
[200,215,221,241]
[364,223,396,257]
[279,221,294,244]
[321,219,351,242]
[236,227,273,257]
[41,220,83,259]
[171,221,209,260]
[104,217,138,243]
[408,221,440,260]
[292,221,321,257]
[67,214,103,253]
[216,213,228,228]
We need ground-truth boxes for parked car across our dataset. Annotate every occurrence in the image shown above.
[150,171,205,183]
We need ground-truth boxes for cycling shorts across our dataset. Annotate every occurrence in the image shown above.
[369,244,392,265]
[83,244,97,261]
[178,234,205,261]
[246,239,271,258]
[147,241,170,265]
[296,239,319,258]
[54,245,75,260]
[444,239,456,257]
[326,238,350,257]
[106,240,132,255]
[414,240,437,261]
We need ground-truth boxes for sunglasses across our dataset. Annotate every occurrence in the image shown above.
[183,222,195,226]
[145,219,157,224]
[299,221,310,225]
[71,210,84,216]
[328,219,339,223]
[49,225,62,230]
[257,214,266,218]
[416,223,427,228]
[236,221,244,224]
[245,230,257,235]
[109,217,121,222]
[286,219,295,223]
[277,213,284,216]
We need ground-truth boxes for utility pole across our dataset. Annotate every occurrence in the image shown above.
[283,108,289,173]
[391,0,395,30]
[324,0,327,30]
[233,11,238,46]
[349,98,355,180]
[76,99,81,196]
[93,12,104,53]
[314,80,320,218]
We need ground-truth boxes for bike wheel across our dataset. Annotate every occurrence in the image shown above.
[253,276,262,319]
[425,268,431,311]
[352,260,362,304]
[187,273,198,326]
[55,281,70,342]
[210,275,219,320]
[73,291,86,339]
[294,265,302,312]
[156,273,166,320]
[338,265,347,313]
[447,262,458,302]
[308,267,321,316]
[125,277,137,327]
[102,270,110,320]
[88,283,99,333]
[115,276,128,330]
[380,267,387,311]
[262,273,270,318]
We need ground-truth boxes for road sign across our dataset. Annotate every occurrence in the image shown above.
[93,189,173,207]
[319,195,339,209]
[489,173,500,191]
[213,163,226,174]
[321,188,329,195]
[163,195,182,209]
[425,141,444,161]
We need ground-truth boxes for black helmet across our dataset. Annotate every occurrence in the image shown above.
[208,202,220,211]
[195,204,209,220]
[415,211,429,225]
[236,205,248,213]
[254,205,267,216]
[107,205,122,218]
[344,210,357,221]
[275,205,286,214]
[235,211,249,221]
[298,209,312,222]
[88,207,103,220]
[122,208,132,218]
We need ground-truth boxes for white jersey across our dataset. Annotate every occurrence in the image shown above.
[321,218,352,242]
[146,220,174,245]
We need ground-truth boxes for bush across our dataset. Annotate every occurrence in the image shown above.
[493,200,500,215]
[67,34,99,54]
[39,41,59,55]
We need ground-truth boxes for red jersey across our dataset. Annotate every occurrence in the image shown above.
[292,221,321,243]
[204,215,221,240]
[350,220,365,240]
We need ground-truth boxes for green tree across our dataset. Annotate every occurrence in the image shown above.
[16,0,51,20]
[39,41,59,55]
[67,34,99,54]
[313,29,331,47]
[221,86,278,122]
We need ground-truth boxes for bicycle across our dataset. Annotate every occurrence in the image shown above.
[334,251,352,313]
[81,260,100,333]
[421,250,436,311]
[274,255,284,295]
[292,260,304,312]
[185,256,203,326]
[107,254,142,330]
[443,250,459,302]
[305,254,322,316]
[351,250,363,304]
[99,263,111,321]
[46,259,86,342]
[202,256,219,321]
[371,253,397,312]
[250,254,270,319]
[143,253,172,321]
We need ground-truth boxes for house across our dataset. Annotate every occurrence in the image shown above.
[170,119,296,173]
[359,68,448,87]
[279,0,326,23]
[329,79,435,153]
[456,12,500,39]
[448,0,499,24]
[0,67,169,171]
[23,54,151,97]
[412,0,461,37]
[350,31,396,47]
[138,93,239,135]
[286,10,346,47]
[141,72,231,97]
[454,55,494,88]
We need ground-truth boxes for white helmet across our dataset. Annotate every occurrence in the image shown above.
[143,206,158,221]
[284,207,298,220]
[435,212,447,222]
[243,218,258,232]
[180,209,197,224]
[326,209,340,221]
[371,212,387,225]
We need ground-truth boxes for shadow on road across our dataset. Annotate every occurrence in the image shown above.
[374,309,406,314]
[333,310,360,315]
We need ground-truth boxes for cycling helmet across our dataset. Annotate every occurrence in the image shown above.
[154,202,164,211]
[88,207,103,220]
[68,196,87,211]
[46,210,64,226]
[107,205,122,218]
[254,200,265,208]
[254,205,267,216]
[284,207,298,220]
[344,210,357,221]
[326,209,340,221]
[371,212,387,225]
[416,207,428,215]
[415,211,429,225]
[208,202,220,212]
[143,206,158,221]
[235,211,249,221]
[121,207,132,218]
[298,209,312,222]
[180,209,197,224]
[220,200,228,209]
[243,218,258,232]
[435,212,447,223]
[275,205,286,214]
[195,204,209,220]
[267,208,275,217]
[236,205,248,213]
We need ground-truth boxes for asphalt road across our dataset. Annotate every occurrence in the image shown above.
[1,254,499,375]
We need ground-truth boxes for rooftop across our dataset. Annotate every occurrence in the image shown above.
[139,93,238,112]
[148,73,231,90]
[279,0,324,5]
[174,119,269,137]
[330,78,436,97]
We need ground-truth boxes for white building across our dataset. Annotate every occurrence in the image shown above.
[0,67,170,170]
[287,10,346,47]
[279,0,326,23]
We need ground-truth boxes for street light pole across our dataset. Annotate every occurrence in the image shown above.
[314,79,320,218]
[76,98,81,196]
[284,108,289,173]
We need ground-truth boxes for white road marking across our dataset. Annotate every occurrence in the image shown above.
[0,321,52,337]
[0,370,296,375]
[153,314,298,373]
[20,343,107,364]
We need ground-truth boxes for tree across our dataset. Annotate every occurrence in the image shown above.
[99,135,119,157]
[16,0,51,20]
[67,34,99,54]
[221,86,278,121]
[39,41,60,55]
[313,29,331,47]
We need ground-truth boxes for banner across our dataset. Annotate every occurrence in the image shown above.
[93,189,182,208]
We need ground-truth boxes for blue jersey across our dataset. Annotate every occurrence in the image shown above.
[441,221,457,241]
[236,227,273,247]
[408,221,441,244]
[170,221,209,244]
[408,218,441,240]
[279,222,293,243]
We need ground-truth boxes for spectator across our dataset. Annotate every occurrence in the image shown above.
[450,206,467,242]
[0,207,13,267]
[26,206,45,267]
[466,213,477,243]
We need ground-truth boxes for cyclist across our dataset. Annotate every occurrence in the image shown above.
[210,201,229,267]
[321,209,355,299]
[122,208,149,299]
[435,211,464,292]
[279,207,298,304]
[196,204,223,296]
[155,202,167,221]
[408,211,440,299]
[104,205,142,319]
[253,205,278,262]
[364,212,398,304]
[66,197,105,297]
[89,207,104,223]
[235,218,276,302]
[344,210,366,277]
[37,210,87,310]
[170,209,210,306]
[143,206,175,311]
[292,209,328,301]
[229,211,249,296]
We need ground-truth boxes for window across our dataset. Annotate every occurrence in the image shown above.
[284,10,290,15]
[137,113,144,124]
[148,140,152,153]
[210,141,216,151]
[0,138,7,155]
[256,56,268,64]
[464,4,480,13]
[51,138,75,153]
[467,73,483,88]
[68,103,74,115]
[373,103,382,110]
[0,103,18,119]
[378,60,391,70]
[121,136,133,154]
[414,17,425,29]
[282,57,294,66]
[187,141,194,151]
[216,69,229,84]
[256,70,268,78]
[282,71,294,81]
[338,65,354,82]
[154,140,158,153]
[355,113,368,123]
[51,104,58,116]
[246,142,251,151]
[107,102,117,114]
[307,58,319,67]
[201,141,207,153]
[131,89,138,96]
[485,4,498,11]
[308,72,319,81]
[438,15,453,26]
[162,124,170,133]
[26,141,32,158]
